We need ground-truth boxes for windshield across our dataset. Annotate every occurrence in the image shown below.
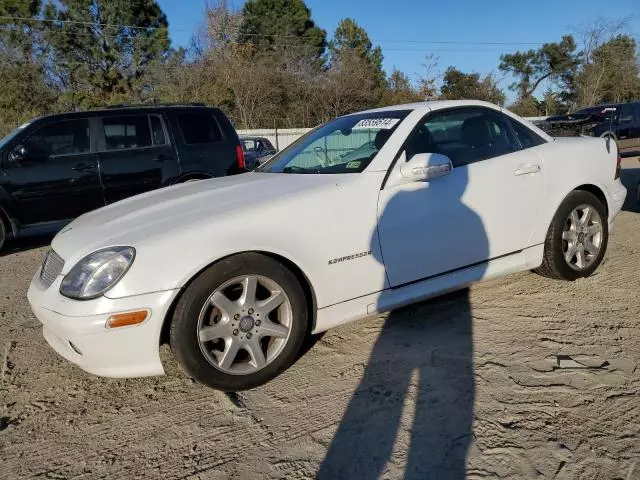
[0,124,29,150]
[258,110,410,174]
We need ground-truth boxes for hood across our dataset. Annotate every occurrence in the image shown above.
[52,172,342,260]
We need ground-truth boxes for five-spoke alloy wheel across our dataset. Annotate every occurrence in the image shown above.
[170,253,308,391]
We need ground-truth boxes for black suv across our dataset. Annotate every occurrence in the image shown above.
[0,104,245,250]
[543,101,640,152]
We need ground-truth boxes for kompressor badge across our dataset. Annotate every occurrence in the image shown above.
[328,251,372,265]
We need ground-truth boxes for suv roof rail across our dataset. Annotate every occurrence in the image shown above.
[103,102,207,109]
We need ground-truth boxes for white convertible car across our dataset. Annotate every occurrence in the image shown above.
[28,100,627,390]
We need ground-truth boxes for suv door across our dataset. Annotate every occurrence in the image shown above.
[377,107,547,287]
[171,110,239,176]
[2,118,104,226]
[629,103,640,151]
[616,103,637,152]
[97,113,179,204]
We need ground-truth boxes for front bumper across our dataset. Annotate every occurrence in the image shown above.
[27,270,179,378]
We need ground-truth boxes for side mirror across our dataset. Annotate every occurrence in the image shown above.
[8,144,28,163]
[400,152,453,182]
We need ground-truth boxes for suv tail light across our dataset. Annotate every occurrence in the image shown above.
[236,145,246,170]
[615,153,621,179]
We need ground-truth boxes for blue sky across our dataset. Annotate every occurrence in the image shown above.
[157,0,639,100]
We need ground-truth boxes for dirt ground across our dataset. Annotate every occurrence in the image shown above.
[1,162,639,480]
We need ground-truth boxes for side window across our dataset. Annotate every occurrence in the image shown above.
[405,108,519,167]
[618,104,633,122]
[24,119,90,160]
[508,118,546,149]
[243,140,255,152]
[149,115,167,145]
[177,113,223,145]
[102,115,151,151]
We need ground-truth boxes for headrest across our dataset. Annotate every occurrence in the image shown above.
[374,129,393,150]
[461,116,492,147]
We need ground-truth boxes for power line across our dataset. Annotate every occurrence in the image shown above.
[0,14,570,46]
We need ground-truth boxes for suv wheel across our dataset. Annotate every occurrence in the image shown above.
[0,218,6,251]
[170,253,309,391]
[534,190,608,280]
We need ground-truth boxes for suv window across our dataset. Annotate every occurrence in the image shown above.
[24,119,90,160]
[149,115,167,145]
[618,104,634,122]
[103,115,151,151]
[177,112,222,144]
[508,119,546,149]
[406,108,519,167]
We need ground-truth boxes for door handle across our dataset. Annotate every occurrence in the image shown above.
[514,164,541,176]
[72,162,96,172]
[153,155,169,162]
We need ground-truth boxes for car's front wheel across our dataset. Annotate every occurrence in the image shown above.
[534,190,608,280]
[170,253,309,391]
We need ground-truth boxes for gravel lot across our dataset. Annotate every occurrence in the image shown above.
[1,161,639,480]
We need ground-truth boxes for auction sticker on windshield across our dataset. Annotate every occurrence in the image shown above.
[352,118,400,130]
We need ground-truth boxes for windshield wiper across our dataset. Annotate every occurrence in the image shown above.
[282,166,312,174]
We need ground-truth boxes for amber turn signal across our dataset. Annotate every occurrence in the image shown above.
[106,310,149,329]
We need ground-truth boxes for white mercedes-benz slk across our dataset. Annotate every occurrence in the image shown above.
[28,100,627,391]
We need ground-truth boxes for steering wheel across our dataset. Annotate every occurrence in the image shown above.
[314,146,330,167]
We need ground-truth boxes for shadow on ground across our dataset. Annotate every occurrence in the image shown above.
[1,234,53,257]
[620,167,639,213]
[317,291,475,479]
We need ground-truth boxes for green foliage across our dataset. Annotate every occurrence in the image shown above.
[575,34,640,105]
[239,0,326,57]
[440,67,505,105]
[381,68,424,105]
[43,0,171,109]
[500,35,579,99]
[1,0,638,132]
[0,0,57,133]
[330,18,385,92]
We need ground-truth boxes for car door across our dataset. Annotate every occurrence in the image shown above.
[2,118,104,226]
[97,113,179,204]
[171,110,238,176]
[629,103,640,151]
[615,104,637,152]
[377,107,547,287]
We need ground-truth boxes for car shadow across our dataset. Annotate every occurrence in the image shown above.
[620,167,639,213]
[318,159,484,478]
[0,234,53,258]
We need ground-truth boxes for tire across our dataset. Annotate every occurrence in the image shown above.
[534,190,608,281]
[0,217,5,252]
[170,253,309,391]
[180,176,211,184]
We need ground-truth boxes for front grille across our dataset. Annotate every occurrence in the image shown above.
[40,250,65,288]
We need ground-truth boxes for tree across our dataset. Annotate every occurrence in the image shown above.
[43,0,171,109]
[239,0,326,57]
[382,68,423,105]
[499,35,579,100]
[318,51,379,119]
[440,67,505,105]
[574,35,640,106]
[329,18,385,92]
[0,0,57,133]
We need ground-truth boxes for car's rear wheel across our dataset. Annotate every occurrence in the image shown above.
[534,190,608,280]
[170,253,309,391]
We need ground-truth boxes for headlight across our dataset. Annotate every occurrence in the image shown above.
[60,246,135,300]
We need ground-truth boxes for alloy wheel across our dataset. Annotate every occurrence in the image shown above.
[562,204,604,271]
[197,275,292,375]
